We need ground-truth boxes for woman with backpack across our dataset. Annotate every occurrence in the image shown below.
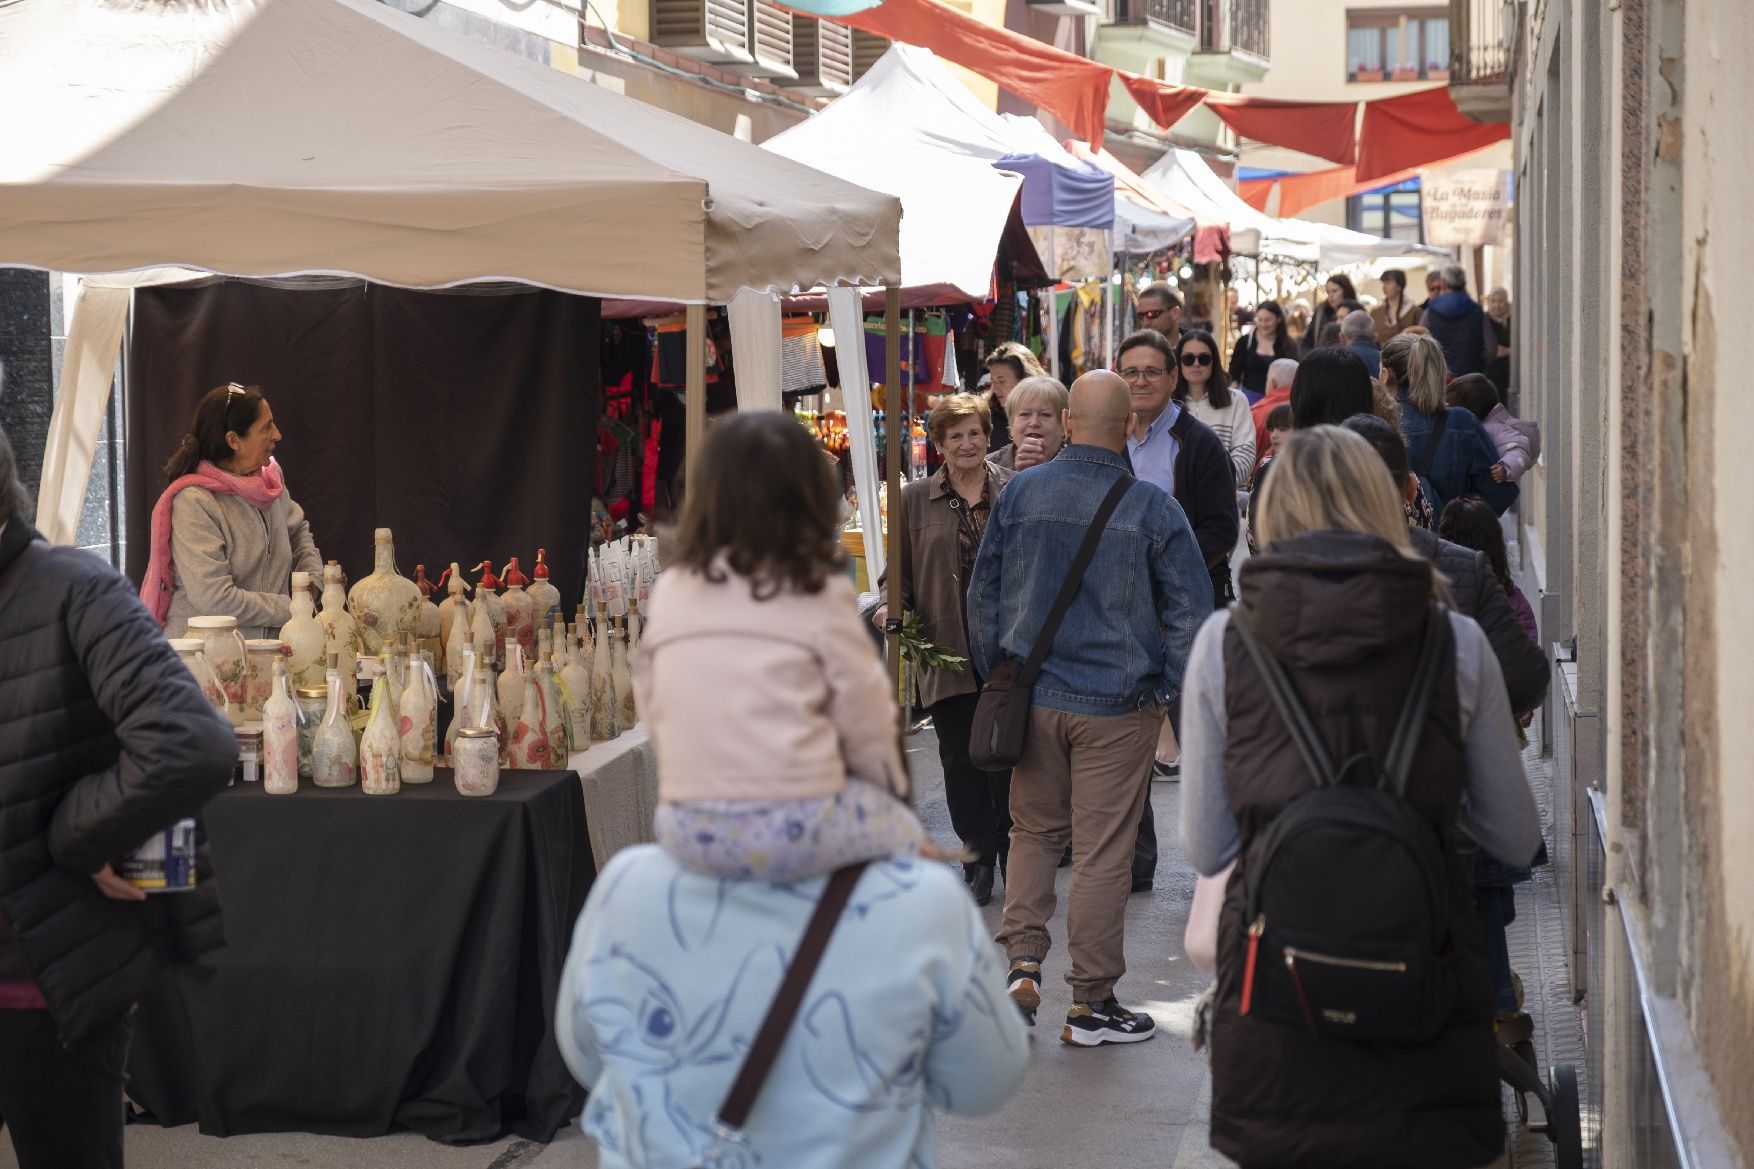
[1177,425,1541,1169]
[1384,331,1518,516]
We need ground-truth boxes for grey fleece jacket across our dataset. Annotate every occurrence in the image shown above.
[164,487,323,640]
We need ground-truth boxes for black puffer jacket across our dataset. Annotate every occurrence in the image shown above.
[0,518,236,1043]
[1408,527,1549,715]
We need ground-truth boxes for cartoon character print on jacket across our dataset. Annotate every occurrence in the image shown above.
[576,859,1020,1165]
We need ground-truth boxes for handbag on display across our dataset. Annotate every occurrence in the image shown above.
[968,473,1134,772]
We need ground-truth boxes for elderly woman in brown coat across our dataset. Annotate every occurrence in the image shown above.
[874,393,1015,905]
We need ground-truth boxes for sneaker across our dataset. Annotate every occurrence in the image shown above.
[1152,757,1180,782]
[1007,959,1042,1025]
[1061,998,1157,1047]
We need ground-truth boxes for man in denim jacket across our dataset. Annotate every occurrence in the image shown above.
[967,371,1211,1047]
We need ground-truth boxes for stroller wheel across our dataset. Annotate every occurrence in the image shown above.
[1549,1064,1583,1169]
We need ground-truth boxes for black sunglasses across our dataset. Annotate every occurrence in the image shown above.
[1179,351,1213,367]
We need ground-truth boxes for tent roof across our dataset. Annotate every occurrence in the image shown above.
[766,45,1112,300]
[0,0,900,303]
[1054,140,1198,254]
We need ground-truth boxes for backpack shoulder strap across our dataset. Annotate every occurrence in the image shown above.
[1230,609,1339,789]
[1017,473,1133,686]
[1381,603,1450,798]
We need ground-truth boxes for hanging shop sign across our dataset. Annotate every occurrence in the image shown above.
[1420,169,1513,246]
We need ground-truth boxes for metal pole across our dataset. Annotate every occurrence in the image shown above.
[684,303,707,488]
[884,288,903,687]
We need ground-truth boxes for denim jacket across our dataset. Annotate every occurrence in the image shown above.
[966,445,1212,716]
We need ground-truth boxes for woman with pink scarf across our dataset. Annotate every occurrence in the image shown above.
[141,383,323,639]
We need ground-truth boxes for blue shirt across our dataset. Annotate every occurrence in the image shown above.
[557,848,1029,1169]
[1125,399,1181,495]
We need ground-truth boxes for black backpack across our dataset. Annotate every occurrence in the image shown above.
[1230,602,1456,1045]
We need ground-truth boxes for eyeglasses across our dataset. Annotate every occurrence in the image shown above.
[1119,367,1167,382]
[1179,352,1214,367]
[1137,308,1169,320]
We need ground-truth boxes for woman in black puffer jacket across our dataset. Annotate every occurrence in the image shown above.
[0,425,235,1169]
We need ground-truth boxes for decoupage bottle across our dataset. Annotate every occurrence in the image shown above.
[509,673,552,771]
[559,625,592,749]
[471,561,508,666]
[262,656,300,795]
[349,528,422,657]
[537,635,567,761]
[281,570,328,688]
[496,640,527,722]
[359,654,402,796]
[445,602,472,691]
[444,635,479,758]
[469,656,508,760]
[613,615,636,730]
[412,564,444,659]
[500,557,537,659]
[550,615,570,671]
[436,563,470,661]
[318,561,361,686]
[399,648,437,783]
[312,652,358,788]
[590,603,617,741]
[528,549,563,628]
[187,615,248,724]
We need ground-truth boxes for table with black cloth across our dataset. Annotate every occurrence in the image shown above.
[127,770,594,1145]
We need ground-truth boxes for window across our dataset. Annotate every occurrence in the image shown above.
[1348,180,1424,242]
[1345,8,1450,82]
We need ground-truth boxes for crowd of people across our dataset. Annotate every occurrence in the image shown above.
[555,267,1549,1169]
[0,260,1542,1169]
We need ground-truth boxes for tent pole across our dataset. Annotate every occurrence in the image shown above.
[685,303,707,489]
[884,288,903,688]
[1046,282,1060,381]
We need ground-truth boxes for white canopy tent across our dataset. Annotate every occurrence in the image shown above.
[0,0,903,569]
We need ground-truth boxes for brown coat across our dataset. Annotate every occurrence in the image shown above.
[1209,533,1499,1169]
[881,462,1014,708]
[1371,295,1421,344]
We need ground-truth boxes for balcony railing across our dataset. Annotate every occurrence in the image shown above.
[1449,0,1513,85]
[1196,0,1268,60]
[1108,0,1197,36]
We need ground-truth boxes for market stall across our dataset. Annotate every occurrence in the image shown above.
[0,0,901,1145]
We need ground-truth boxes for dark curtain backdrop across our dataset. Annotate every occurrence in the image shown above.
[126,281,601,611]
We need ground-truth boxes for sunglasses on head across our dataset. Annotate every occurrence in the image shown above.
[1179,351,1213,367]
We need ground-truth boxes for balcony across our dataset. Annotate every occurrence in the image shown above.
[1106,0,1196,36]
[1448,0,1515,123]
[1093,0,1198,83]
[1187,0,1269,84]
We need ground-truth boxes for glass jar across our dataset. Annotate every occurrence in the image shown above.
[187,616,248,725]
[243,639,284,724]
[294,686,327,779]
[453,727,500,797]
[170,636,231,719]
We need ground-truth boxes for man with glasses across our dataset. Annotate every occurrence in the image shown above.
[1114,330,1238,893]
[1135,283,1184,339]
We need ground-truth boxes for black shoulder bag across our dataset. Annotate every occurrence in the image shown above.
[968,473,1133,772]
[695,861,867,1169]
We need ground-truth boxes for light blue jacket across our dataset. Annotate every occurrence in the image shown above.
[966,445,1212,715]
[556,847,1029,1169]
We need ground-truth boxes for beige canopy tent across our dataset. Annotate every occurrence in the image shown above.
[1,0,913,670]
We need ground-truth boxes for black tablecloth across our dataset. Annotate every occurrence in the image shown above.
[128,770,593,1144]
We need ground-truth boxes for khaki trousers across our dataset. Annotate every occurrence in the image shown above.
[998,704,1161,1003]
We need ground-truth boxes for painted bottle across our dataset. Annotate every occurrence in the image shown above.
[444,635,479,759]
[280,570,328,688]
[590,603,618,741]
[399,646,437,783]
[436,562,470,662]
[496,640,527,722]
[500,557,538,659]
[509,673,552,771]
[262,655,300,795]
[471,561,508,667]
[559,625,593,749]
[318,561,361,686]
[348,528,422,657]
[612,615,636,731]
[528,549,563,629]
[312,652,358,788]
[412,564,444,659]
[359,654,402,796]
[537,636,568,761]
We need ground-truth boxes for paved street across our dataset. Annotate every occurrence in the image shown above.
[11,721,1578,1169]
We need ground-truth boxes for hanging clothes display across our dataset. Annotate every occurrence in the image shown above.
[779,316,828,398]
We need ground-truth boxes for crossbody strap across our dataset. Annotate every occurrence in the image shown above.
[1416,409,1450,482]
[1017,473,1134,686]
[0,539,46,613]
[713,861,868,1138]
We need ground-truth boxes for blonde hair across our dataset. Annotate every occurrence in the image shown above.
[927,392,992,447]
[1381,331,1448,415]
[983,341,1046,381]
[1006,375,1068,417]
[1256,426,1421,559]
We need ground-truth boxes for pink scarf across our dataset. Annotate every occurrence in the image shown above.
[139,458,286,625]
